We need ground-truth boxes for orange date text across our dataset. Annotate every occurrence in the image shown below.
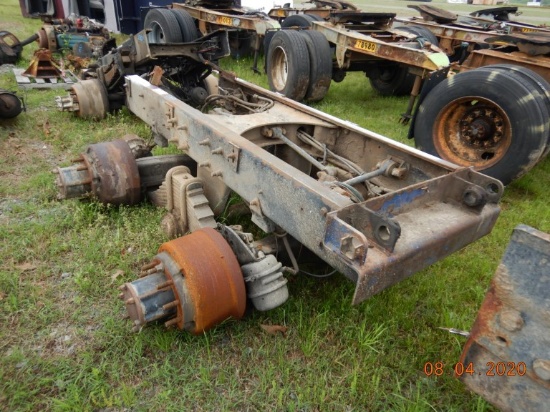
[423,361,527,377]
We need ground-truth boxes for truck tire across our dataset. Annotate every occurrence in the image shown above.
[395,25,439,46]
[144,8,183,44]
[281,14,320,28]
[171,9,200,42]
[299,30,332,102]
[264,14,322,65]
[368,63,415,96]
[368,26,436,96]
[474,64,550,158]
[267,30,310,101]
[413,69,549,185]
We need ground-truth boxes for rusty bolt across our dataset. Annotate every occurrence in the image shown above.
[391,167,407,179]
[198,139,211,146]
[141,260,160,271]
[320,207,328,216]
[211,147,224,155]
[156,280,173,290]
[165,317,180,328]
[463,186,487,208]
[498,309,524,332]
[261,127,273,138]
[341,235,365,261]
[163,300,180,311]
[533,359,550,381]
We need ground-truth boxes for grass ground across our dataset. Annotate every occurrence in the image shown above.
[1,0,549,411]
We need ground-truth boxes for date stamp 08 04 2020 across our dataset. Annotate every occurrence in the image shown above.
[423,361,528,377]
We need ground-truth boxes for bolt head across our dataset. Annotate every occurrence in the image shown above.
[498,309,524,332]
[533,359,550,381]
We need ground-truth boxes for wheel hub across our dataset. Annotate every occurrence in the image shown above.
[119,228,247,334]
[433,97,512,169]
[460,108,504,149]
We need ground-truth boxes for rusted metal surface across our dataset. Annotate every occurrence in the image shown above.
[54,139,141,205]
[392,20,498,57]
[311,20,449,73]
[172,3,281,36]
[36,25,57,51]
[485,33,550,56]
[56,79,109,119]
[0,31,23,65]
[120,227,246,334]
[22,49,62,78]
[33,16,112,56]
[459,225,550,412]
[460,49,550,83]
[407,5,458,24]
[431,96,511,169]
[57,29,230,119]
[269,1,369,22]
[54,137,196,205]
[396,4,550,72]
[125,71,503,304]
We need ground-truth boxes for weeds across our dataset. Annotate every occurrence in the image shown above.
[1,0,549,410]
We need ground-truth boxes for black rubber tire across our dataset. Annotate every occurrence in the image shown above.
[395,25,439,47]
[144,8,183,44]
[368,64,415,96]
[267,30,310,101]
[473,64,550,158]
[413,69,549,185]
[263,30,277,73]
[281,14,318,28]
[265,15,321,65]
[306,14,324,22]
[299,30,332,102]
[171,9,200,42]
[0,92,22,119]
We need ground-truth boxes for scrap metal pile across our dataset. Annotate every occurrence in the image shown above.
[26,3,547,410]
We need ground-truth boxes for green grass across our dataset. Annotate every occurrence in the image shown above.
[1,0,550,411]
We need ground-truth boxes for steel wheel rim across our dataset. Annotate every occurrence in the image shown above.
[270,45,289,92]
[433,96,512,170]
[148,21,165,43]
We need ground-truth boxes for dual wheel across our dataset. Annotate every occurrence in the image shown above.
[266,29,332,102]
[413,65,550,185]
[144,8,199,43]
[266,14,331,102]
